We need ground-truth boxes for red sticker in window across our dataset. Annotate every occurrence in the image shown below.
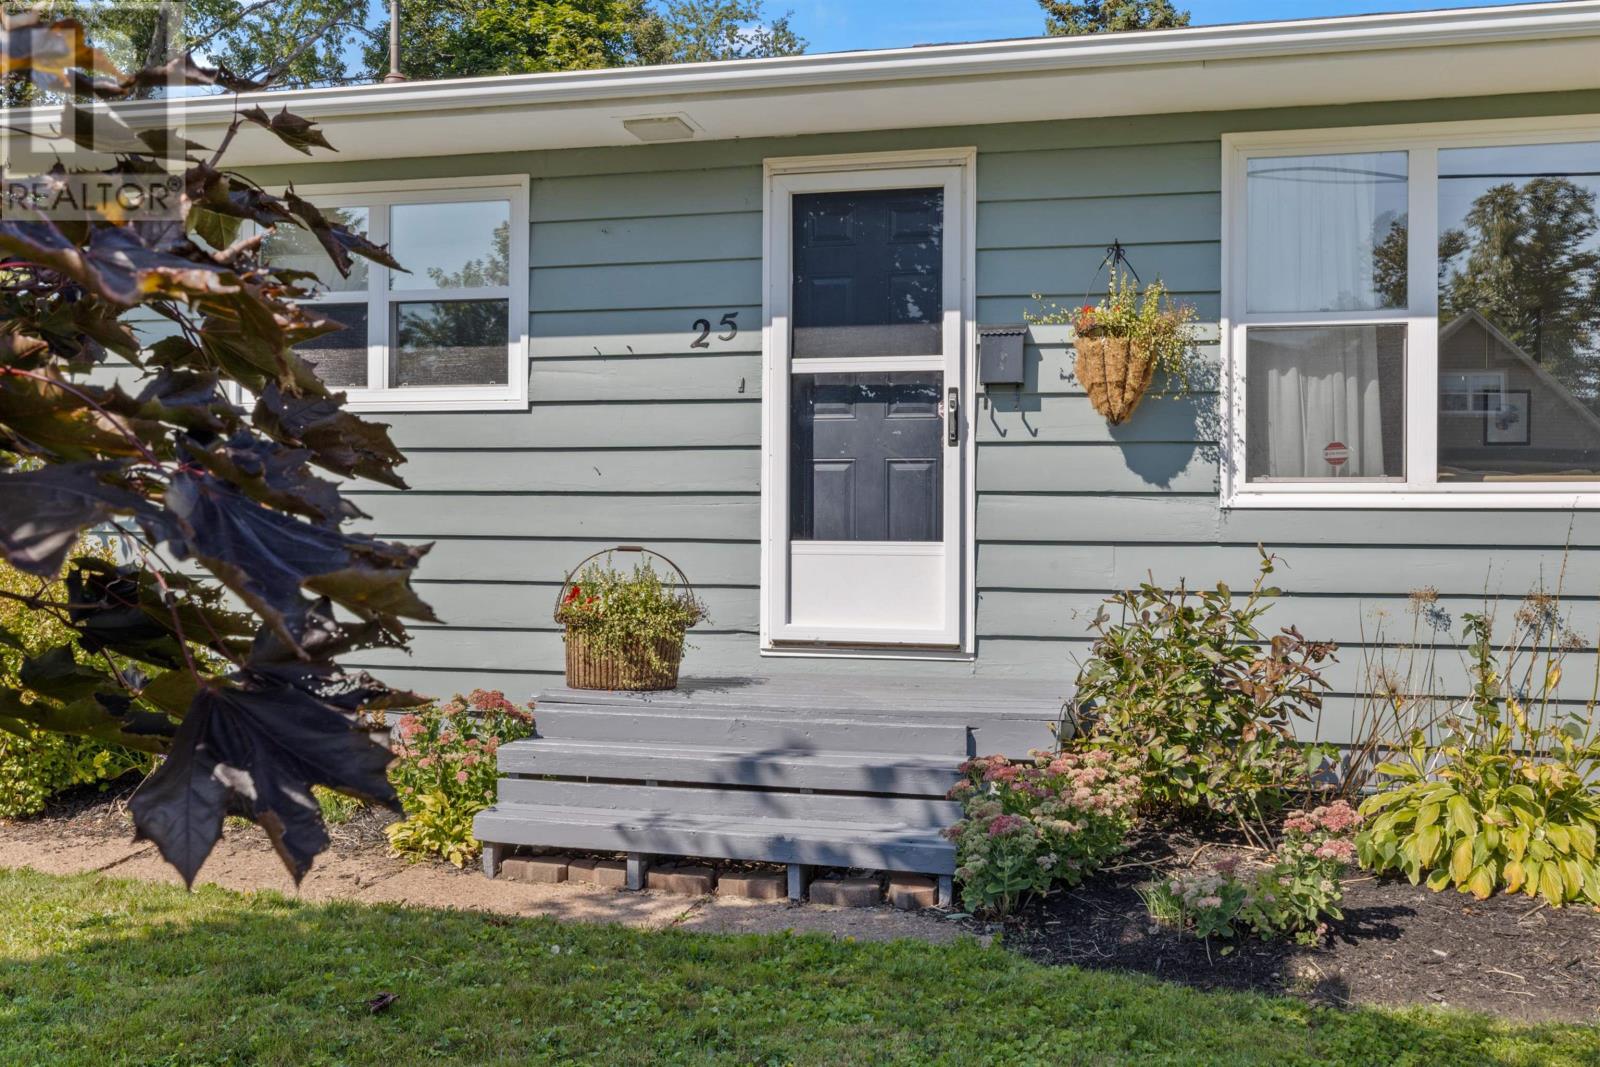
[1323,441,1349,468]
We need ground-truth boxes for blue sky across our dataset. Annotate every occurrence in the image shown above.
[784,1,1534,54]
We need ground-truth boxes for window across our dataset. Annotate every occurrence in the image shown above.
[261,177,529,411]
[1225,121,1600,506]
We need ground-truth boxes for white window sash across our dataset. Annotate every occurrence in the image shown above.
[270,175,530,412]
[1222,116,1600,509]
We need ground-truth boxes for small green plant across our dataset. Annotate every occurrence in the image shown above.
[1026,265,1202,391]
[556,559,706,677]
[1357,611,1600,907]
[0,542,151,820]
[1143,801,1362,946]
[1073,549,1337,832]
[314,786,366,826]
[386,690,535,867]
[946,749,1140,916]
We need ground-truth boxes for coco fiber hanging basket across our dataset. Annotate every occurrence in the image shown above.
[1074,334,1156,426]
[554,545,697,691]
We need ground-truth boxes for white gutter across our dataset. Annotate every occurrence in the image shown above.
[117,2,1600,124]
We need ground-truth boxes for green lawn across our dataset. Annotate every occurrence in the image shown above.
[0,869,1595,1066]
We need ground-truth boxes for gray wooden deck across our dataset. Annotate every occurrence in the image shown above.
[472,676,1070,902]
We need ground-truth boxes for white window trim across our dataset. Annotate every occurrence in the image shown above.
[277,174,530,412]
[1221,114,1600,509]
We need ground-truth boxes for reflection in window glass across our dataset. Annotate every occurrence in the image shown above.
[1246,325,1407,481]
[792,188,943,357]
[391,300,509,388]
[261,206,369,292]
[1438,142,1600,480]
[1246,152,1408,313]
[390,200,511,289]
[294,302,368,388]
[790,372,943,541]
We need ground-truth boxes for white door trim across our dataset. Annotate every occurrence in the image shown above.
[759,147,978,658]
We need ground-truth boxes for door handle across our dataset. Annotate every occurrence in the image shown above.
[946,386,960,446]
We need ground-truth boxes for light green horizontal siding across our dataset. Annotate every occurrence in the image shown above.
[241,87,1600,738]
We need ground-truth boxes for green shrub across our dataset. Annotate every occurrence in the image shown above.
[1357,613,1600,906]
[1073,549,1337,827]
[556,558,705,678]
[385,690,535,867]
[946,750,1140,916]
[0,543,151,820]
[1143,801,1362,945]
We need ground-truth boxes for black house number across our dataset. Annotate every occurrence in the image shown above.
[691,311,739,348]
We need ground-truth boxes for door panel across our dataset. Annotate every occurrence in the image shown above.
[789,372,943,542]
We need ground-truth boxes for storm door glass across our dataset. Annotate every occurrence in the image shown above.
[789,189,944,542]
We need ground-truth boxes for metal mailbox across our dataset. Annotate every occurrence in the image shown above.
[977,324,1027,387]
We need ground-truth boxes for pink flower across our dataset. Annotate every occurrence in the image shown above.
[417,756,436,769]
[1311,801,1362,834]
[455,770,470,783]
[1314,840,1356,863]
[988,814,1028,837]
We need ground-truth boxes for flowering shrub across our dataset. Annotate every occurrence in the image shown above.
[385,689,535,866]
[1073,549,1337,826]
[1143,801,1362,946]
[946,749,1140,915]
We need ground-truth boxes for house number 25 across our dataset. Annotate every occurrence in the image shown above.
[691,312,738,348]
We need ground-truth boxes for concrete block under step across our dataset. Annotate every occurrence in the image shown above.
[569,857,628,888]
[501,856,568,884]
[886,874,938,910]
[716,871,787,901]
[648,864,716,896]
[811,876,882,907]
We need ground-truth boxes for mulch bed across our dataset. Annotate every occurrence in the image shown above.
[999,829,1600,1024]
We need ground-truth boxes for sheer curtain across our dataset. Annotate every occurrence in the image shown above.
[1244,153,1406,479]
[1246,328,1398,479]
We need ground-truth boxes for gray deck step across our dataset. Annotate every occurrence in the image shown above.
[497,738,962,796]
[533,701,969,757]
[497,777,961,826]
[472,802,956,875]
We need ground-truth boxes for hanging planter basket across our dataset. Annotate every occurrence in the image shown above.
[553,546,696,692]
[1074,334,1155,426]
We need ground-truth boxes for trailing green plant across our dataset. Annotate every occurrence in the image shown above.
[946,749,1140,916]
[0,541,151,820]
[1026,265,1202,392]
[1072,549,1337,831]
[1142,801,1362,946]
[556,559,706,671]
[1357,610,1600,907]
[386,690,536,867]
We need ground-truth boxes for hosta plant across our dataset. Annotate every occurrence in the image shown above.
[1143,801,1362,946]
[1073,548,1337,829]
[386,689,535,867]
[946,749,1140,915]
[1357,616,1600,906]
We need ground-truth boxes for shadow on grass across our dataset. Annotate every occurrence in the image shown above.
[0,868,1595,1067]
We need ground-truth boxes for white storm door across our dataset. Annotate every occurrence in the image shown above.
[763,157,972,650]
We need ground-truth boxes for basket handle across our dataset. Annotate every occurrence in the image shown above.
[552,545,695,623]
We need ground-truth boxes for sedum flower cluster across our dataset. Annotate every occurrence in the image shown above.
[1145,801,1363,945]
[945,749,1140,916]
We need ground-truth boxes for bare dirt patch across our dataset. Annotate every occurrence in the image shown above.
[0,783,966,945]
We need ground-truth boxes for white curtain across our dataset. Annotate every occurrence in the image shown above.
[1249,329,1391,479]
[1246,152,1400,313]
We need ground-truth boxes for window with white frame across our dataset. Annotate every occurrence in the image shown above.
[1224,122,1600,506]
[261,177,529,411]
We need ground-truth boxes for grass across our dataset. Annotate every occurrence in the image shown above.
[0,868,1595,1066]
